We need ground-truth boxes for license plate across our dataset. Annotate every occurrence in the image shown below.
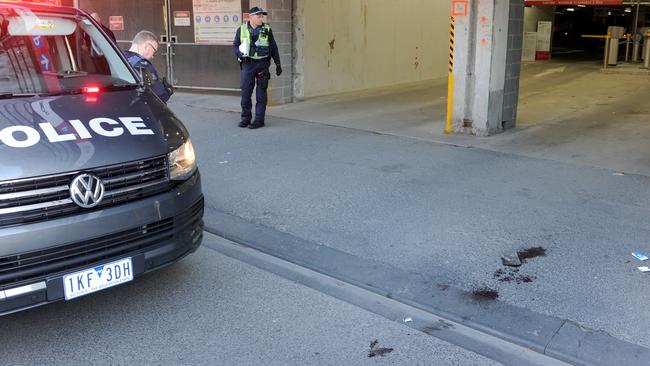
[63,258,133,300]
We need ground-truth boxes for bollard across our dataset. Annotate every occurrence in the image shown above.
[645,34,650,69]
[604,35,610,69]
[608,38,620,66]
[633,38,641,63]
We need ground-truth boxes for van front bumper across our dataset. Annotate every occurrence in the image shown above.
[0,171,203,316]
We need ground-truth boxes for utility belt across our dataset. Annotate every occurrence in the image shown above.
[242,57,269,63]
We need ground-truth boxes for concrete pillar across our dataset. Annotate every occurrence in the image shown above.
[503,0,524,130]
[292,0,304,101]
[451,0,524,136]
[267,0,294,105]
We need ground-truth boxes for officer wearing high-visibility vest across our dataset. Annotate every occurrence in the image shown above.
[232,7,281,129]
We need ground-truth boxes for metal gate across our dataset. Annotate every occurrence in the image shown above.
[77,0,248,91]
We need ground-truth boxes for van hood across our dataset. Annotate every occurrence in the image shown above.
[0,89,188,181]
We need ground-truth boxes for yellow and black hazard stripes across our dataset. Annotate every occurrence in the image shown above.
[445,16,455,134]
[449,17,455,73]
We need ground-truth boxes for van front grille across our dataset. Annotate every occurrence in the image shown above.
[0,156,172,228]
[0,198,204,288]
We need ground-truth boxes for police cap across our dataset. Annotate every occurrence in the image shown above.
[249,7,267,15]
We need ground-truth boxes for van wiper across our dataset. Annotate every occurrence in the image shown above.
[57,70,89,79]
[0,93,38,99]
[39,89,83,97]
[106,83,139,91]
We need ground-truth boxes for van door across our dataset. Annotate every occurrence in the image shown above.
[78,0,171,80]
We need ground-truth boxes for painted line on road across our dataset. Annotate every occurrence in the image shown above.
[533,66,567,78]
[202,231,571,366]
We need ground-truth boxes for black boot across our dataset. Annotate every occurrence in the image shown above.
[238,121,250,128]
[248,121,265,129]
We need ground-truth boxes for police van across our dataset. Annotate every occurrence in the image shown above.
[0,1,203,314]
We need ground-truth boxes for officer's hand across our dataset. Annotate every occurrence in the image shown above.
[276,64,282,76]
[162,77,174,96]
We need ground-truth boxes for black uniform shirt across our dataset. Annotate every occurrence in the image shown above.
[123,50,171,103]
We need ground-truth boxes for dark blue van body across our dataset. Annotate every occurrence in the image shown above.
[0,2,203,314]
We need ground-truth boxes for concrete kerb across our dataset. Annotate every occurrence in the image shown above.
[204,209,650,366]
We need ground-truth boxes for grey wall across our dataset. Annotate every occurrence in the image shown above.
[294,0,451,99]
[524,5,555,33]
[267,0,293,105]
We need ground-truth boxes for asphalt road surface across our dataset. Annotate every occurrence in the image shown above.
[0,234,500,366]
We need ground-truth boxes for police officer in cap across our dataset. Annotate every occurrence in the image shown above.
[232,7,281,129]
[123,30,173,103]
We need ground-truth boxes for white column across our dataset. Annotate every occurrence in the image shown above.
[451,0,523,136]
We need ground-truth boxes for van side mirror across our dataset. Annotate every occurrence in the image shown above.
[135,66,155,89]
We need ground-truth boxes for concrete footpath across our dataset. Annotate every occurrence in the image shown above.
[177,60,650,176]
[169,94,650,365]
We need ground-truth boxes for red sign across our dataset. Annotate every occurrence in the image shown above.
[452,0,468,17]
[525,0,622,4]
[109,16,124,31]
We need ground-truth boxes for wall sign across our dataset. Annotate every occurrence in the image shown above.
[108,16,124,31]
[174,11,191,27]
[193,0,241,44]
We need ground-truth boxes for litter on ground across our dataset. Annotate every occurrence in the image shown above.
[633,252,648,261]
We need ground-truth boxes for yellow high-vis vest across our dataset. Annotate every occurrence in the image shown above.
[240,23,271,60]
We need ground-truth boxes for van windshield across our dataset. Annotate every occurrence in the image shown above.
[0,6,137,95]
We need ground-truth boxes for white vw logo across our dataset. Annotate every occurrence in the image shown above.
[69,173,105,208]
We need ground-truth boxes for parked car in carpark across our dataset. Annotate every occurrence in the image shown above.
[0,0,203,314]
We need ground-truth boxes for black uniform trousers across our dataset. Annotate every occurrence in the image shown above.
[240,59,271,123]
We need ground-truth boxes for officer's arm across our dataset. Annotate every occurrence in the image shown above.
[268,28,281,66]
[147,64,170,102]
[126,53,142,69]
[232,27,242,58]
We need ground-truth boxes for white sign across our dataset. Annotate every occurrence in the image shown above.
[174,11,191,27]
[536,21,552,52]
[522,32,537,62]
[193,0,241,44]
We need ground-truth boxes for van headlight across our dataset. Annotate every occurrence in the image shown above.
[168,139,197,180]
